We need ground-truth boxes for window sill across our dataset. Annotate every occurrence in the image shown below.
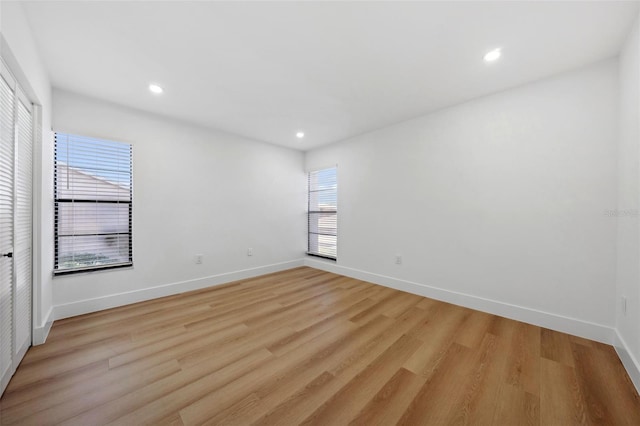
[306,253,337,261]
[53,262,133,277]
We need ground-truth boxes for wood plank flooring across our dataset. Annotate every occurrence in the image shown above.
[1,267,639,425]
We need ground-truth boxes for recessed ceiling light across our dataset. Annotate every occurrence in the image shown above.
[483,48,502,63]
[149,83,163,94]
[296,132,305,138]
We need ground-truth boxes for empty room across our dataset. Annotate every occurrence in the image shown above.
[1,0,640,424]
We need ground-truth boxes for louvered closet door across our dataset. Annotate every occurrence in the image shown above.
[0,59,32,397]
[14,88,32,365]
[0,65,15,394]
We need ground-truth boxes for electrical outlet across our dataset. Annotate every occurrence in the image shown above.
[247,248,253,257]
[195,254,203,264]
[395,254,402,265]
[622,296,627,316]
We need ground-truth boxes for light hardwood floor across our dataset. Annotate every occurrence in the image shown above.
[1,267,639,425]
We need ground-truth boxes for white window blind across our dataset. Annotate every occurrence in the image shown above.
[54,133,133,274]
[308,167,337,260]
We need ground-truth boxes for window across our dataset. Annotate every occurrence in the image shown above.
[308,166,337,260]
[54,133,132,274]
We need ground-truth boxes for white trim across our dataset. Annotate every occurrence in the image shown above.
[53,259,304,321]
[14,334,29,369]
[31,108,44,344]
[15,84,31,113]
[304,258,615,345]
[32,305,53,346]
[614,330,640,394]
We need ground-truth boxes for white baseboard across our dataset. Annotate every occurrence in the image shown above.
[53,259,304,322]
[615,330,640,394]
[33,306,54,346]
[304,258,615,345]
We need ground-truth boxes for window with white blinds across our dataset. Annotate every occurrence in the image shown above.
[54,133,133,274]
[308,167,337,260]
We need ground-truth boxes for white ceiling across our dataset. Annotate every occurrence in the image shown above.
[21,1,640,151]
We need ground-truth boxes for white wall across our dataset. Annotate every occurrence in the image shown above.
[306,59,619,341]
[52,89,306,318]
[616,13,640,390]
[1,2,54,344]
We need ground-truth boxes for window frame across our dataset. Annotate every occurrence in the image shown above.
[53,133,133,275]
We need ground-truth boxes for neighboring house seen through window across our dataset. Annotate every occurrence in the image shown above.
[308,167,337,260]
[54,133,133,274]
